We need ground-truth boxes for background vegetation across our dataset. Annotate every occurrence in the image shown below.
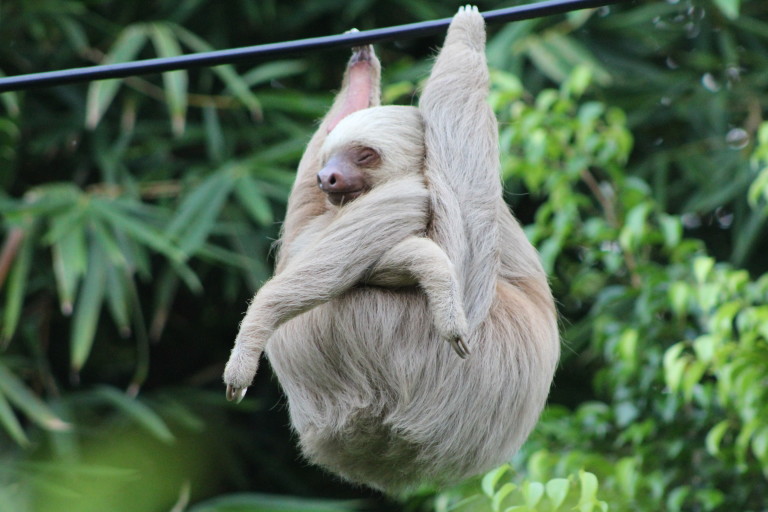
[1,0,767,510]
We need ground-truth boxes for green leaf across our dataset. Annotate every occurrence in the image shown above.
[70,245,107,371]
[668,281,690,318]
[527,32,611,86]
[615,458,638,499]
[2,227,33,344]
[104,263,132,337]
[706,420,730,457]
[187,492,361,512]
[92,386,175,443]
[85,24,148,129]
[91,198,185,263]
[659,213,682,249]
[663,343,686,392]
[241,60,307,87]
[203,104,225,162]
[692,335,717,364]
[522,482,544,508]
[0,361,70,432]
[619,203,651,251]
[0,389,29,446]
[148,23,188,136]
[693,257,715,284]
[545,478,569,509]
[235,175,274,226]
[492,483,516,512]
[482,465,510,497]
[166,169,234,257]
[682,360,707,401]
[578,471,599,503]
[713,0,740,19]
[170,24,261,117]
[51,222,88,315]
[752,426,768,463]
[618,328,638,366]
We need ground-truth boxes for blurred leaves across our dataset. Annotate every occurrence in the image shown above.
[2,1,768,511]
[187,493,363,512]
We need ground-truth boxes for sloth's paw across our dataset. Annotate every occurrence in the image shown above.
[223,349,260,403]
[449,5,485,50]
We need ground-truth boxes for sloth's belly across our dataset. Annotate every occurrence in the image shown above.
[264,284,554,494]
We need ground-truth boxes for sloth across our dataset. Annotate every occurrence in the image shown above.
[223,5,559,494]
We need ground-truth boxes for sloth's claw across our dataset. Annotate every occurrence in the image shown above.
[226,385,248,403]
[450,336,471,359]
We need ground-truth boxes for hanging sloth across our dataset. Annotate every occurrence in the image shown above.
[223,5,559,494]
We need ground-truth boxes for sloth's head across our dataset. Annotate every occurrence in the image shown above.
[318,106,425,206]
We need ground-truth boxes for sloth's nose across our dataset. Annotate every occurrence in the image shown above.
[317,168,344,190]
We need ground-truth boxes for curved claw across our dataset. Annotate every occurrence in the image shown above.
[226,385,248,403]
[449,336,471,359]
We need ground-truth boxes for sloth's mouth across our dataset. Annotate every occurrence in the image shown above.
[326,189,364,206]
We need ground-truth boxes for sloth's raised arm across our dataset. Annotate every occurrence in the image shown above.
[419,6,501,330]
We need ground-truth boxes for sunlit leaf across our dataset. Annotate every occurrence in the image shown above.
[0,361,69,432]
[544,478,569,509]
[693,257,715,284]
[706,420,730,457]
[482,465,510,497]
[713,0,740,20]
[493,483,516,512]
[522,482,544,508]
[0,388,29,446]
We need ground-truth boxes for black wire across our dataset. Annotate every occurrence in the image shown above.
[0,0,624,93]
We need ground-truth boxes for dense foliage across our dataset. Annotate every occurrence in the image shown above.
[1,0,767,511]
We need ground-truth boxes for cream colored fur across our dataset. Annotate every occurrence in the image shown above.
[223,6,560,494]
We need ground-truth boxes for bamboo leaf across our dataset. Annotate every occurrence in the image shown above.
[92,386,175,443]
[149,267,179,341]
[148,23,188,136]
[91,198,185,263]
[203,105,224,162]
[51,221,88,316]
[70,245,107,371]
[166,169,234,257]
[240,60,307,87]
[713,0,740,20]
[0,361,70,432]
[170,24,261,117]
[235,175,274,226]
[2,226,33,344]
[86,25,148,129]
[0,389,29,446]
[104,263,132,337]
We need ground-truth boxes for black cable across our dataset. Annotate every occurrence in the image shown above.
[0,0,624,93]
